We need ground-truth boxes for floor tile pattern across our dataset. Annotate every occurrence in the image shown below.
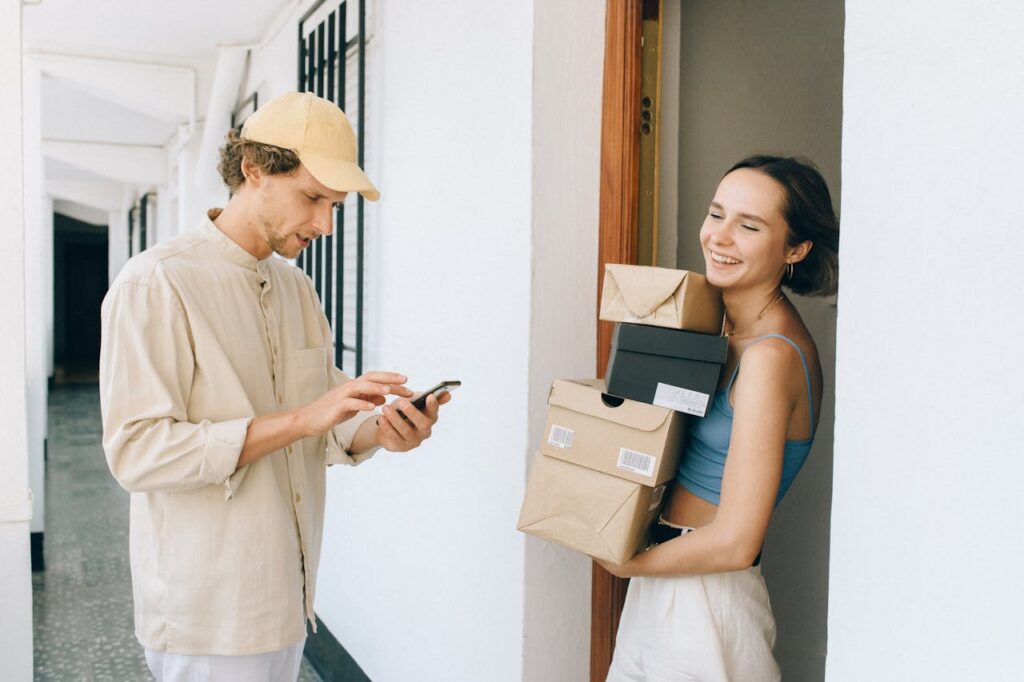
[33,385,323,681]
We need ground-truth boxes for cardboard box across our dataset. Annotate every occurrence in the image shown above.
[517,379,683,564]
[606,323,728,417]
[540,379,685,486]
[600,264,724,334]
[518,451,668,565]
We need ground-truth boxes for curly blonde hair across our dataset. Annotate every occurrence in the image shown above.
[217,128,301,193]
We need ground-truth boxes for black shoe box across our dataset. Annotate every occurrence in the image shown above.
[605,323,728,417]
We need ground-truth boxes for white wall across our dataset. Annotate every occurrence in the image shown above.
[524,1,604,681]
[317,2,533,679]
[828,2,1024,680]
[0,0,34,678]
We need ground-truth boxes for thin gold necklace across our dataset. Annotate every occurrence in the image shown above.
[722,294,785,338]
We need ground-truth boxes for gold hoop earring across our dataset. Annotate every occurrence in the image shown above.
[786,262,794,280]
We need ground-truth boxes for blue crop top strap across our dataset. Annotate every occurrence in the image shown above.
[725,333,815,433]
[676,333,817,507]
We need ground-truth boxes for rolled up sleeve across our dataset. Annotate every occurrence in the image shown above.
[100,281,252,493]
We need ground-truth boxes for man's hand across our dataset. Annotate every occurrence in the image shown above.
[299,372,412,438]
[376,391,453,453]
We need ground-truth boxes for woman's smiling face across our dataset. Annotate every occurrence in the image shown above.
[699,167,802,293]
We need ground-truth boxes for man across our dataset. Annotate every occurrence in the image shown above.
[100,91,449,681]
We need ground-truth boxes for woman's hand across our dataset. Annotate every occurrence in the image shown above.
[376,391,452,453]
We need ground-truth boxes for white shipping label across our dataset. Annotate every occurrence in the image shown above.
[617,448,656,478]
[653,382,711,417]
[648,484,667,511]
[548,425,575,449]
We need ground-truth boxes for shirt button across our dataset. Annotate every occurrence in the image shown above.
[294,493,302,504]
[277,394,284,404]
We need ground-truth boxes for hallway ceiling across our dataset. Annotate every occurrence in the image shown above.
[23,0,292,61]
[25,0,293,216]
[42,75,177,147]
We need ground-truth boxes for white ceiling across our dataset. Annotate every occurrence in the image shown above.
[23,0,292,61]
[46,157,110,183]
[41,75,178,146]
[26,0,292,215]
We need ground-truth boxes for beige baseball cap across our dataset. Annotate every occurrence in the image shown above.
[241,91,380,201]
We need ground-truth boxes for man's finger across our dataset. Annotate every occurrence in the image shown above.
[382,405,416,440]
[341,398,378,414]
[377,414,396,439]
[341,380,391,398]
[424,392,450,419]
[394,399,432,432]
[358,371,408,385]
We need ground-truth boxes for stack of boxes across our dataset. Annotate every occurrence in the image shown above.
[518,265,729,564]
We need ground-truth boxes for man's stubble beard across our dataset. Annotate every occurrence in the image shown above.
[258,211,300,260]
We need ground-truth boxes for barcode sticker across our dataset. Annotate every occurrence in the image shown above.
[648,484,667,511]
[617,448,656,478]
[548,425,574,449]
[653,382,711,417]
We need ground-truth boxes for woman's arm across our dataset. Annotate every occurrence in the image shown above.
[600,339,802,577]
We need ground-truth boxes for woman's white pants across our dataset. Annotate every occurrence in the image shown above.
[607,567,780,682]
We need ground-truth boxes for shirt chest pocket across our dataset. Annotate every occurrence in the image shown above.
[293,346,330,404]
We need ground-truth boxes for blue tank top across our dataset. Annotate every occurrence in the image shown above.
[676,334,816,507]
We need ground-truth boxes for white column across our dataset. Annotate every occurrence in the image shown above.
[0,0,35,677]
[23,53,46,539]
[193,46,247,216]
[43,194,54,378]
[108,208,129,283]
[523,1,605,680]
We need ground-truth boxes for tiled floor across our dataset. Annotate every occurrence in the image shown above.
[33,385,323,681]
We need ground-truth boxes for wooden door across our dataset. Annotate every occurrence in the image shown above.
[591,0,654,679]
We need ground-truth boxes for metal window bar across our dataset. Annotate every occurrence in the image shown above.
[139,193,151,252]
[128,206,138,257]
[298,0,366,375]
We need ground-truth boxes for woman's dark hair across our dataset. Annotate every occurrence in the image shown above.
[217,128,301,194]
[727,155,839,297]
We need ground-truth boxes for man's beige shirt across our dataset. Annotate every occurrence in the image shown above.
[100,211,377,655]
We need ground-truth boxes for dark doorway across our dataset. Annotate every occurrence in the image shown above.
[53,213,108,384]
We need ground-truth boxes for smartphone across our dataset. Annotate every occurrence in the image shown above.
[409,380,461,411]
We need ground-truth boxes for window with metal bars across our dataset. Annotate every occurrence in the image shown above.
[128,205,137,257]
[139,192,152,253]
[297,0,369,377]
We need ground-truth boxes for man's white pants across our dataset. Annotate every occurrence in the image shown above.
[145,639,306,682]
[607,565,779,682]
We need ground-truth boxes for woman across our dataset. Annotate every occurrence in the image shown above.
[601,155,840,682]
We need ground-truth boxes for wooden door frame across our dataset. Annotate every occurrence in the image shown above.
[592,0,645,679]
